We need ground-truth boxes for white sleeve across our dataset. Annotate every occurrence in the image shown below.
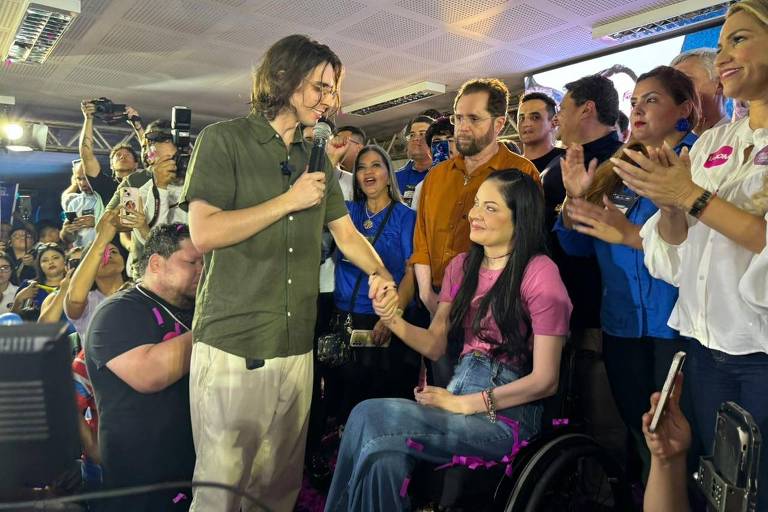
[639,210,688,287]
[411,180,424,211]
[738,212,768,313]
[157,187,171,224]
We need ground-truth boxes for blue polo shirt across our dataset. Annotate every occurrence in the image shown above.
[554,132,698,339]
[395,161,430,208]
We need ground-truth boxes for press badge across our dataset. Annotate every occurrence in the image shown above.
[609,190,638,215]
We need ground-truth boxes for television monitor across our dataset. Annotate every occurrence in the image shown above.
[0,323,79,491]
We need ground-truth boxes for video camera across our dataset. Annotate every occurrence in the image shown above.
[91,97,127,124]
[171,106,192,179]
[144,107,192,180]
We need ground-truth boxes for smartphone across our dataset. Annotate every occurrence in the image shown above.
[649,351,686,433]
[120,187,141,216]
[64,211,78,223]
[349,329,389,348]
[67,258,81,271]
[16,195,32,222]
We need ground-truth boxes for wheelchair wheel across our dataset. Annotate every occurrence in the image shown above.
[500,433,634,512]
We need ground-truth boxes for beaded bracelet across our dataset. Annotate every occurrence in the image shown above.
[485,387,497,423]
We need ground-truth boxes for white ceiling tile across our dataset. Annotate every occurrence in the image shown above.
[395,0,509,24]
[122,0,228,35]
[252,0,369,27]
[462,3,568,41]
[343,11,437,48]
[405,32,494,62]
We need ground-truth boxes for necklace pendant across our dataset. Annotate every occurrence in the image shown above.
[463,175,469,186]
[363,219,373,230]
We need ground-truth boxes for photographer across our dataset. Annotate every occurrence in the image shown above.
[129,120,188,245]
[80,99,142,184]
[104,119,187,278]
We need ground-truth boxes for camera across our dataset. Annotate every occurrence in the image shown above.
[91,97,127,123]
[171,106,192,179]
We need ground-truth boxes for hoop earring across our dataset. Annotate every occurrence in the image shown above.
[675,118,691,132]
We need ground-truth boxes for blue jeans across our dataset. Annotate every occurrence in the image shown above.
[687,339,768,509]
[325,352,543,511]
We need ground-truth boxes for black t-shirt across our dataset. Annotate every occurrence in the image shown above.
[531,147,567,233]
[85,286,195,511]
[87,171,118,206]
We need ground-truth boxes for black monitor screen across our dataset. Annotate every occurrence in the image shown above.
[0,323,79,490]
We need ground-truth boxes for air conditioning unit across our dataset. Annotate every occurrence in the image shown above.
[0,0,80,65]
[344,81,446,116]
[592,0,729,44]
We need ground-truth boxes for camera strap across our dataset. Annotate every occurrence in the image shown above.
[149,182,180,229]
[346,201,396,313]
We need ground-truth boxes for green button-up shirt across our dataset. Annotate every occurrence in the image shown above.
[180,112,347,359]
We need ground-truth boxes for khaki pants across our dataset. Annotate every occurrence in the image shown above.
[189,343,313,512]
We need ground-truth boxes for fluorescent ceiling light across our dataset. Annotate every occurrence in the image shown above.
[1,0,80,65]
[593,0,728,43]
[344,81,446,116]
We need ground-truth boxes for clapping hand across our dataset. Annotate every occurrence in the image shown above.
[561,143,598,199]
[612,143,701,210]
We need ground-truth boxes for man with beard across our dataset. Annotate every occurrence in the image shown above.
[410,78,539,385]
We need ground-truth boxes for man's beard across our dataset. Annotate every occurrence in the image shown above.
[457,124,495,157]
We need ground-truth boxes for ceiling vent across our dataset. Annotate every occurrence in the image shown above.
[593,0,729,44]
[1,0,80,65]
[344,81,446,116]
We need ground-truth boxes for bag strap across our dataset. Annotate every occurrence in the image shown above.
[347,201,396,312]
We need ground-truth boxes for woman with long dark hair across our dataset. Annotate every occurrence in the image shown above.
[332,144,417,421]
[325,169,572,511]
[12,243,66,319]
[555,65,700,480]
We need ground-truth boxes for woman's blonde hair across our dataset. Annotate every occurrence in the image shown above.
[729,0,768,213]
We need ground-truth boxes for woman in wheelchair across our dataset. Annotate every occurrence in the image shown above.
[324,169,573,511]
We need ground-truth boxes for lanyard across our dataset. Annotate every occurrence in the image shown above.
[135,284,190,332]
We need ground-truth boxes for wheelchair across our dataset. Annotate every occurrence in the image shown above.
[410,341,636,511]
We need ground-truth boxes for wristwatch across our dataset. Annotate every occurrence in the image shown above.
[688,190,714,218]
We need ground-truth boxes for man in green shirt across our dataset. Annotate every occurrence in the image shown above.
[181,35,393,512]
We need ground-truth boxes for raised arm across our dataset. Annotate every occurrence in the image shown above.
[65,211,118,320]
[79,100,102,178]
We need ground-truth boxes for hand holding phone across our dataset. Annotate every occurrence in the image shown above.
[649,351,686,433]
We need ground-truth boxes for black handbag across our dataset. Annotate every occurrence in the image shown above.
[316,202,395,366]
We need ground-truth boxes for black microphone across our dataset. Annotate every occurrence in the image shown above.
[308,119,333,172]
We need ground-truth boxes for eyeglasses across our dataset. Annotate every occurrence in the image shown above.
[0,265,11,272]
[449,114,495,126]
[405,131,427,141]
[11,232,33,240]
[308,81,338,100]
